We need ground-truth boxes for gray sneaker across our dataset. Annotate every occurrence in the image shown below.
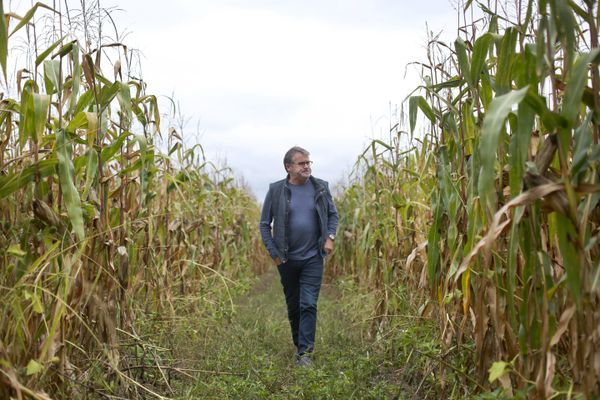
[296,355,314,368]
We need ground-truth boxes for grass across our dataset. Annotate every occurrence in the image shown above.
[156,267,428,399]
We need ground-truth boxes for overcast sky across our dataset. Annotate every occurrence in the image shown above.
[104,0,463,201]
[13,0,462,201]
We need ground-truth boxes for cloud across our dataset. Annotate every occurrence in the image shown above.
[105,0,458,200]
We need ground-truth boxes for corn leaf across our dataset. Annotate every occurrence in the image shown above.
[495,28,517,95]
[56,128,84,242]
[0,1,8,81]
[454,37,472,88]
[69,42,81,116]
[32,93,50,141]
[571,113,593,183]
[470,32,493,88]
[35,36,66,66]
[82,149,98,201]
[8,3,57,38]
[43,60,61,95]
[99,82,121,110]
[0,159,58,198]
[19,80,36,147]
[556,213,581,306]
[562,49,600,124]
[478,86,528,209]
[117,82,133,125]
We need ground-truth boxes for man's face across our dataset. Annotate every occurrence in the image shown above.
[287,152,312,182]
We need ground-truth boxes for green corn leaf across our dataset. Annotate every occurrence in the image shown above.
[506,210,523,329]
[0,159,58,198]
[417,96,436,123]
[567,0,588,19]
[117,82,133,125]
[136,95,161,131]
[134,135,149,204]
[82,149,98,200]
[66,111,90,133]
[19,80,36,148]
[99,82,121,110]
[591,256,600,292]
[478,86,529,210]
[54,41,75,58]
[427,190,442,289]
[0,1,9,81]
[150,95,161,131]
[409,96,418,133]
[552,0,578,70]
[32,93,50,141]
[495,28,518,95]
[430,77,462,91]
[118,158,143,176]
[571,113,593,184]
[372,139,393,151]
[66,111,98,148]
[479,71,494,110]
[562,49,600,124]
[69,42,81,116]
[470,32,493,87]
[508,102,535,196]
[169,142,181,156]
[35,36,66,66]
[56,129,84,242]
[75,89,95,115]
[455,37,472,88]
[409,96,436,133]
[43,60,61,95]
[101,131,130,162]
[523,91,565,132]
[556,213,581,306]
[132,102,147,126]
[8,3,57,38]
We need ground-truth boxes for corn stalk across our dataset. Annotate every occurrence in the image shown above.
[0,2,267,398]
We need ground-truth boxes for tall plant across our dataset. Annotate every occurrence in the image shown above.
[333,0,600,396]
[0,2,266,398]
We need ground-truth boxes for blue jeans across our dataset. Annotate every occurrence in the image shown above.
[277,254,323,355]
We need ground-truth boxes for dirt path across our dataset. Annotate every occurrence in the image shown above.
[174,268,409,399]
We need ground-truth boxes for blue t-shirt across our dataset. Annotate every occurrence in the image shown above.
[287,180,319,260]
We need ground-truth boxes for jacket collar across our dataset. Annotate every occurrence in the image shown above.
[284,174,322,188]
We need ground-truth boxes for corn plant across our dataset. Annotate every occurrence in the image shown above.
[0,2,266,398]
[332,0,600,396]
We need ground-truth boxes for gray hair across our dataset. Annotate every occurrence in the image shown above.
[283,146,310,169]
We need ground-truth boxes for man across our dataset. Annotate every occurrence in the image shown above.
[259,146,339,367]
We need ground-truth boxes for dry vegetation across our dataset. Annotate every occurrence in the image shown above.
[331,0,600,397]
[2,0,600,399]
[0,2,267,398]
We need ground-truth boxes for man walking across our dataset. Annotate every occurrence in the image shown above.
[259,146,339,367]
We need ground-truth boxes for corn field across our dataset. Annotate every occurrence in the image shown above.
[0,2,266,398]
[3,0,600,398]
[331,0,600,397]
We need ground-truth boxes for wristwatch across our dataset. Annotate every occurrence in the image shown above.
[328,234,335,241]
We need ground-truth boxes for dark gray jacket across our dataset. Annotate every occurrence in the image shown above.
[259,175,338,263]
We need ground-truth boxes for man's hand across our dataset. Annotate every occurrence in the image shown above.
[274,256,282,266]
[324,238,334,255]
